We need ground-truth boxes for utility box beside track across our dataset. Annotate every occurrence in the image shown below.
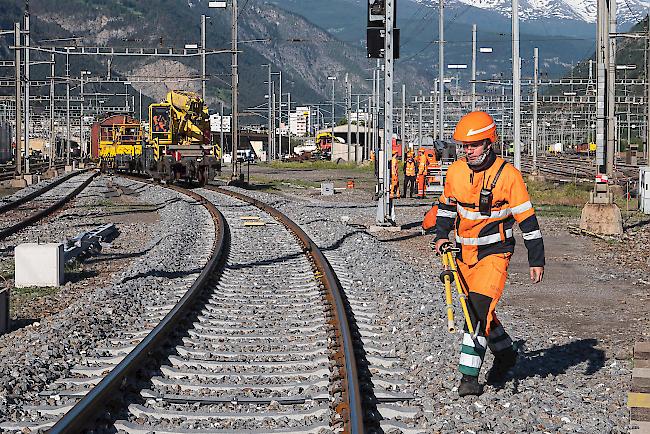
[14,243,64,288]
[640,167,650,214]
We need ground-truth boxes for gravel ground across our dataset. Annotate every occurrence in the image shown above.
[0,172,70,205]
[219,181,643,433]
[0,175,215,429]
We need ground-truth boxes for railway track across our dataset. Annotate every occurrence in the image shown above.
[6,180,367,432]
[518,153,644,184]
[0,161,68,182]
[0,169,98,240]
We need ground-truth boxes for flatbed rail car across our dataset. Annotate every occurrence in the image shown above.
[98,123,144,172]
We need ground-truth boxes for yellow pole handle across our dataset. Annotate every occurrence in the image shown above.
[445,251,475,336]
[441,252,455,333]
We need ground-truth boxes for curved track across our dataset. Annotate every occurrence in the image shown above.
[28,181,367,433]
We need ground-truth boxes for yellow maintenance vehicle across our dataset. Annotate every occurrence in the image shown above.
[146,90,221,184]
[98,122,144,172]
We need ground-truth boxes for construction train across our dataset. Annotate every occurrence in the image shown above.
[97,90,221,184]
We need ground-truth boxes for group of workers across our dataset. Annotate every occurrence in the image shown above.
[389,148,437,199]
[421,111,545,397]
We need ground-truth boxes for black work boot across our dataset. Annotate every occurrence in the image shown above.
[458,374,483,397]
[486,349,517,384]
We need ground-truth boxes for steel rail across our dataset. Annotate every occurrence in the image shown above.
[0,168,87,214]
[208,185,366,434]
[0,162,67,181]
[0,170,99,241]
[49,182,227,434]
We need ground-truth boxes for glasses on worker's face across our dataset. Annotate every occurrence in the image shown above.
[461,141,484,150]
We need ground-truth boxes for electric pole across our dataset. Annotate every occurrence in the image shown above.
[472,24,477,111]
[65,48,70,166]
[287,91,291,156]
[402,84,406,163]
[49,51,55,168]
[377,0,395,225]
[266,65,272,162]
[346,74,351,161]
[23,7,30,174]
[14,22,22,176]
[532,47,539,174]
[231,0,239,180]
[201,14,206,102]
[439,0,444,139]
[606,0,616,176]
[220,100,224,165]
[418,92,423,149]
[512,0,521,170]
[596,0,607,172]
[646,14,650,162]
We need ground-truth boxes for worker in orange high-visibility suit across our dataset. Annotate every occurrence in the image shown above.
[390,151,400,199]
[403,150,417,198]
[434,111,545,397]
[416,148,427,198]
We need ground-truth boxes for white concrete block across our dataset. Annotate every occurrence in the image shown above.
[321,182,334,196]
[14,243,65,288]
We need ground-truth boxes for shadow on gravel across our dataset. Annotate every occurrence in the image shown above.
[320,230,366,252]
[65,269,99,283]
[118,267,203,284]
[393,202,432,209]
[400,221,424,230]
[84,236,167,264]
[59,197,191,220]
[624,218,650,231]
[304,203,376,210]
[491,338,605,391]
[377,232,423,243]
[242,183,280,191]
[226,231,363,269]
[225,251,304,270]
[10,318,39,331]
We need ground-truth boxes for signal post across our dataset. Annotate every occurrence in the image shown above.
[579,0,623,235]
[367,0,400,226]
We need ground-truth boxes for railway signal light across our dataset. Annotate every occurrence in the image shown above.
[367,0,400,59]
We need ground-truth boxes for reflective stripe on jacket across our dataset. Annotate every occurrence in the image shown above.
[434,156,545,266]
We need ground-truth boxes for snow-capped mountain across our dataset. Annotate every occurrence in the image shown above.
[416,0,649,25]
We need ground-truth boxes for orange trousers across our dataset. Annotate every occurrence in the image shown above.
[456,253,511,336]
[390,180,399,199]
[416,175,426,197]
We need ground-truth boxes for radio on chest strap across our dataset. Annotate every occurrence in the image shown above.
[478,161,508,216]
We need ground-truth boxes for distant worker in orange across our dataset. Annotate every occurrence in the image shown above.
[433,111,545,397]
[403,150,417,198]
[390,150,400,199]
[416,148,427,198]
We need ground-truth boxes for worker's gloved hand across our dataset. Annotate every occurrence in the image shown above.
[432,238,452,255]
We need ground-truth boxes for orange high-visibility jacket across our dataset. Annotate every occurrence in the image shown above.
[434,155,545,266]
[404,158,416,177]
[417,154,427,174]
[391,158,399,179]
